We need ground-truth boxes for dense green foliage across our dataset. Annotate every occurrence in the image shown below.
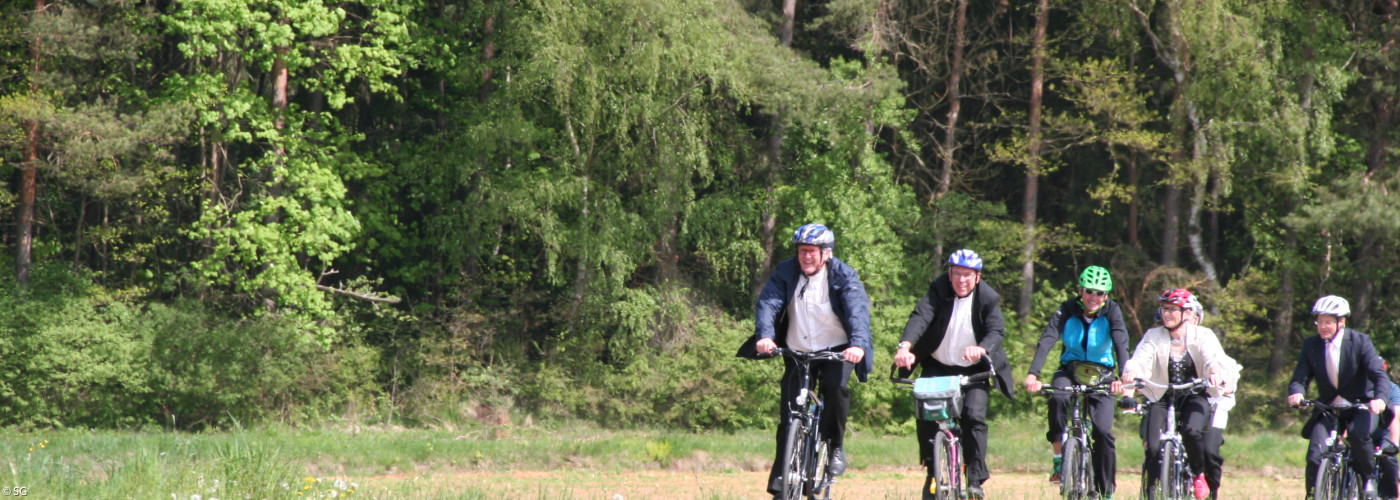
[0,0,1397,432]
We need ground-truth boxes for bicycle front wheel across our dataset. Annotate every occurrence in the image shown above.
[1341,463,1363,500]
[1159,439,1184,500]
[805,438,831,499]
[1313,454,1343,500]
[932,430,960,500]
[780,420,806,500]
[1065,435,1094,499]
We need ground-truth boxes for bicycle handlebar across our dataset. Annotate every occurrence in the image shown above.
[1132,377,1211,392]
[1292,399,1369,412]
[890,368,995,386]
[1036,383,1115,398]
[769,347,851,364]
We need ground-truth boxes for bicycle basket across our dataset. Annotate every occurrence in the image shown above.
[913,376,963,421]
[1067,361,1113,386]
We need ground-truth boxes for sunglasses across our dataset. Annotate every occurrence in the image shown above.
[1081,289,1107,297]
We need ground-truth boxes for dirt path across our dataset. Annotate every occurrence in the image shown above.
[373,466,1302,499]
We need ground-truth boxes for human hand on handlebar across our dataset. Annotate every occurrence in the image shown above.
[894,344,915,369]
[1025,374,1043,393]
[1287,393,1303,407]
[963,345,986,362]
[843,346,865,364]
[756,337,776,355]
[1208,371,1225,390]
[1370,398,1386,414]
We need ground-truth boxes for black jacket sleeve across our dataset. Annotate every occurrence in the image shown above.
[1028,304,1067,377]
[1107,302,1131,377]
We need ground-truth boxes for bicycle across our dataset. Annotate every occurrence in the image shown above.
[891,363,995,500]
[771,347,849,500]
[1294,399,1373,500]
[1131,378,1211,500]
[1036,363,1116,500]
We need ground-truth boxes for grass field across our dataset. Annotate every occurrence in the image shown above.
[0,415,1310,499]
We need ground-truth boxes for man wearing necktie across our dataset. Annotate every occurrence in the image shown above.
[1288,295,1390,499]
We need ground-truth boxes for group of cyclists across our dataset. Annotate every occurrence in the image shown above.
[740,223,1400,500]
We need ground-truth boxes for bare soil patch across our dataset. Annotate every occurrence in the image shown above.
[370,466,1303,499]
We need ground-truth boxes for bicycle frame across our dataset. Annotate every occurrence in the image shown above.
[1038,381,1113,499]
[892,364,995,500]
[773,348,848,500]
[1297,399,1370,500]
[1133,378,1209,500]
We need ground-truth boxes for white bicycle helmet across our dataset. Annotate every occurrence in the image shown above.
[1311,295,1351,317]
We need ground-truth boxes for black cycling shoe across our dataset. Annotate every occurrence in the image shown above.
[827,448,847,476]
[965,483,986,499]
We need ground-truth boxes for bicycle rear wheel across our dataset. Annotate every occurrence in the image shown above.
[780,420,806,500]
[1061,435,1085,499]
[1159,440,1184,500]
[932,430,960,500]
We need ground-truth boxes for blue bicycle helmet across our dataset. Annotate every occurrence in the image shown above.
[792,223,835,248]
[948,249,983,270]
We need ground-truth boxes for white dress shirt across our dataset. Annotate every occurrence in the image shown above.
[785,266,846,352]
[933,294,977,367]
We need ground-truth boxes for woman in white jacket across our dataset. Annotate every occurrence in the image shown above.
[1121,288,1232,500]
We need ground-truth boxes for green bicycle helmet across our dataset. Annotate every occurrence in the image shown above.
[1078,266,1113,292]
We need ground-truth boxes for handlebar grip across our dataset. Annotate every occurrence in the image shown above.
[965,371,994,383]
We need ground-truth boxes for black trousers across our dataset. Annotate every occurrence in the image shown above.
[766,354,853,494]
[1304,407,1376,497]
[1046,369,1117,495]
[916,362,991,487]
[1203,425,1224,497]
[1373,409,1398,499]
[1142,391,1210,489]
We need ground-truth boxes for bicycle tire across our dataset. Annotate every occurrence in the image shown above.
[780,420,806,500]
[1061,435,1085,499]
[805,438,831,499]
[1313,454,1342,500]
[1341,465,1362,500]
[1159,439,1183,500]
[933,430,960,500]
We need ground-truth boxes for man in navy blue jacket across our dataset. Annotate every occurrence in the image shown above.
[737,223,872,500]
[1288,295,1390,500]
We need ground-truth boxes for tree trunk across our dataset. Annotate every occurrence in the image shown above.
[259,47,290,311]
[753,0,798,300]
[1267,229,1297,379]
[1351,239,1382,330]
[1128,149,1140,248]
[1018,0,1048,320]
[1186,174,1217,283]
[16,0,45,286]
[938,0,968,200]
[1127,0,1193,268]
[478,9,496,103]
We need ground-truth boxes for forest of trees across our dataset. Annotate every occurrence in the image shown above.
[0,0,1397,433]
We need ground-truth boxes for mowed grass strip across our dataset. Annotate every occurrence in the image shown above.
[0,417,1306,499]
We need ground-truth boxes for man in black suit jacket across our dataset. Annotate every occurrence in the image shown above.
[894,249,1015,500]
[1288,295,1389,499]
